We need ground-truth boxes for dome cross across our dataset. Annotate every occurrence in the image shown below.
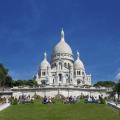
[44,52,47,59]
[77,51,80,59]
[61,28,65,41]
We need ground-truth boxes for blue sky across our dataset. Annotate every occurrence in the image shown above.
[0,0,120,83]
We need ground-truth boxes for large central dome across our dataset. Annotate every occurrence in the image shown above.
[53,29,73,56]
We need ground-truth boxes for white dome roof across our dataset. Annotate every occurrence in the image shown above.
[53,41,72,55]
[74,52,84,69]
[53,29,73,55]
[41,52,50,69]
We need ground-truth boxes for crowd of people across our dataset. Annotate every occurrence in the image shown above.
[85,96,98,103]
[0,94,105,105]
[42,96,55,104]
[84,95,105,104]
[42,96,80,104]
[63,96,80,104]
[18,94,31,103]
[7,94,34,104]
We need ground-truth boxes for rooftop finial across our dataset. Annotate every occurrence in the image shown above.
[77,51,80,59]
[61,28,64,41]
[44,52,47,59]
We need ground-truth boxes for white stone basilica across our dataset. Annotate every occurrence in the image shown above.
[8,29,109,99]
[35,29,91,86]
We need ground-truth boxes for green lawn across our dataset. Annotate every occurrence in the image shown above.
[0,102,120,120]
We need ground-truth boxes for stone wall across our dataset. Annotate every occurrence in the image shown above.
[11,87,109,99]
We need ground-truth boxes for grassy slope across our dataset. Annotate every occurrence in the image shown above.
[0,103,120,120]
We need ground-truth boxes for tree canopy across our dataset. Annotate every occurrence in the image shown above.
[12,79,38,87]
[0,64,8,81]
[94,81,116,88]
[0,63,38,88]
[0,63,10,87]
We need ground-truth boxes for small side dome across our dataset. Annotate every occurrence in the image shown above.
[40,52,50,69]
[74,51,84,70]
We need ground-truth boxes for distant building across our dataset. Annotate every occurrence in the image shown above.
[35,29,91,86]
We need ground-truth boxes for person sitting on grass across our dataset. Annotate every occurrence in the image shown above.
[73,96,77,103]
[48,96,52,103]
[43,96,48,104]
[69,96,73,104]
[63,97,69,104]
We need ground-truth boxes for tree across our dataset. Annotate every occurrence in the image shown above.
[4,76,13,87]
[113,82,120,100]
[12,79,38,87]
[12,80,24,86]
[0,64,13,88]
[0,64,8,87]
[94,81,116,88]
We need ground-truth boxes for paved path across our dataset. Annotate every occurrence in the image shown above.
[107,101,120,110]
[0,103,10,111]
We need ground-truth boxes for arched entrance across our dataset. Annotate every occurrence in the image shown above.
[77,79,81,85]
[59,74,62,81]
[41,80,46,85]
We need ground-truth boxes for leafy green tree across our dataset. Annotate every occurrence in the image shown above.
[113,82,120,100]
[25,80,38,87]
[0,64,8,87]
[12,80,24,86]
[94,81,116,88]
[0,63,38,88]
[13,79,38,87]
[4,76,13,87]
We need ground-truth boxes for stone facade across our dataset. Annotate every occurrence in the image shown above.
[35,29,91,86]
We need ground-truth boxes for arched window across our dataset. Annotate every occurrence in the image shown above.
[64,62,67,67]
[59,74,62,81]
[53,79,54,84]
[68,63,70,67]
[42,72,46,76]
[77,71,80,75]
[82,72,84,75]
[68,63,70,69]
[77,79,81,85]
[54,63,56,67]
[59,62,62,69]
[41,80,46,85]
